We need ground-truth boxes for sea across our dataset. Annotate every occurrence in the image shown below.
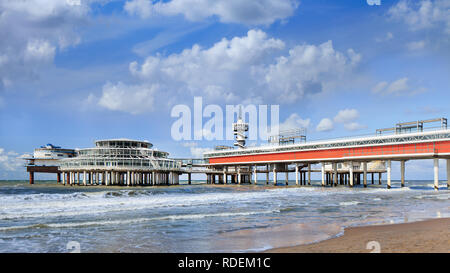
[0,180,449,253]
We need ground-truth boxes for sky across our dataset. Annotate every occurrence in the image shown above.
[0,0,450,180]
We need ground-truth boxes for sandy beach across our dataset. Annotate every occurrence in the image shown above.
[266,218,450,253]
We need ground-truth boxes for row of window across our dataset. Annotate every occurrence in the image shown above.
[95,141,152,149]
[76,148,168,158]
[60,159,181,169]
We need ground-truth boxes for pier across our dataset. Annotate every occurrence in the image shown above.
[24,118,450,190]
[203,118,450,190]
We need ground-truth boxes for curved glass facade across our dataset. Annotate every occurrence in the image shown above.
[59,139,181,171]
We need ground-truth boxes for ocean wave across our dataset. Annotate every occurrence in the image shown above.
[0,185,447,221]
[0,210,278,231]
[339,201,361,206]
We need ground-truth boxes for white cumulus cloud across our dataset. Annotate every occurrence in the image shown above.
[24,40,56,62]
[279,113,311,131]
[124,0,299,25]
[98,82,159,114]
[182,142,213,158]
[334,109,359,124]
[316,118,334,132]
[0,0,102,89]
[372,77,426,96]
[0,148,24,172]
[100,30,361,114]
[263,41,361,103]
[406,40,426,50]
[388,0,450,34]
[344,122,367,131]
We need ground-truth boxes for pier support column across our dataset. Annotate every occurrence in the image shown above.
[333,163,338,187]
[266,165,269,185]
[434,158,439,191]
[387,160,392,189]
[308,164,311,185]
[96,172,100,186]
[29,172,34,185]
[273,166,277,186]
[285,169,289,186]
[253,166,257,184]
[321,163,325,187]
[57,173,61,184]
[401,161,405,187]
[224,167,228,184]
[447,159,450,189]
[127,171,130,186]
[295,164,299,186]
[62,172,66,185]
[371,173,374,184]
[349,162,354,187]
[238,167,241,184]
[83,171,86,186]
[105,171,109,186]
[379,172,382,185]
[188,173,192,185]
[363,162,367,188]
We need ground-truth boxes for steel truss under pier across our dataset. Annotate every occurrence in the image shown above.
[200,162,387,187]
[58,169,180,186]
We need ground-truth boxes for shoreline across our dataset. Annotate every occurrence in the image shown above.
[265,218,450,253]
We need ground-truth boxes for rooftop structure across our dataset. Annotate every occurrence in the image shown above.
[376,117,447,135]
[268,128,307,145]
[26,144,76,166]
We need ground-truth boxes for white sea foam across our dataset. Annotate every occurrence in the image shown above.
[0,185,441,221]
[339,201,361,206]
[0,210,278,231]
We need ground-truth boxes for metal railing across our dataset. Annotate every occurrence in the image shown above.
[205,128,450,158]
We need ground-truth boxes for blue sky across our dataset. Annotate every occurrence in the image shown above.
[0,0,450,180]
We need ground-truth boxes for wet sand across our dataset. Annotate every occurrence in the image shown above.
[265,218,450,253]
